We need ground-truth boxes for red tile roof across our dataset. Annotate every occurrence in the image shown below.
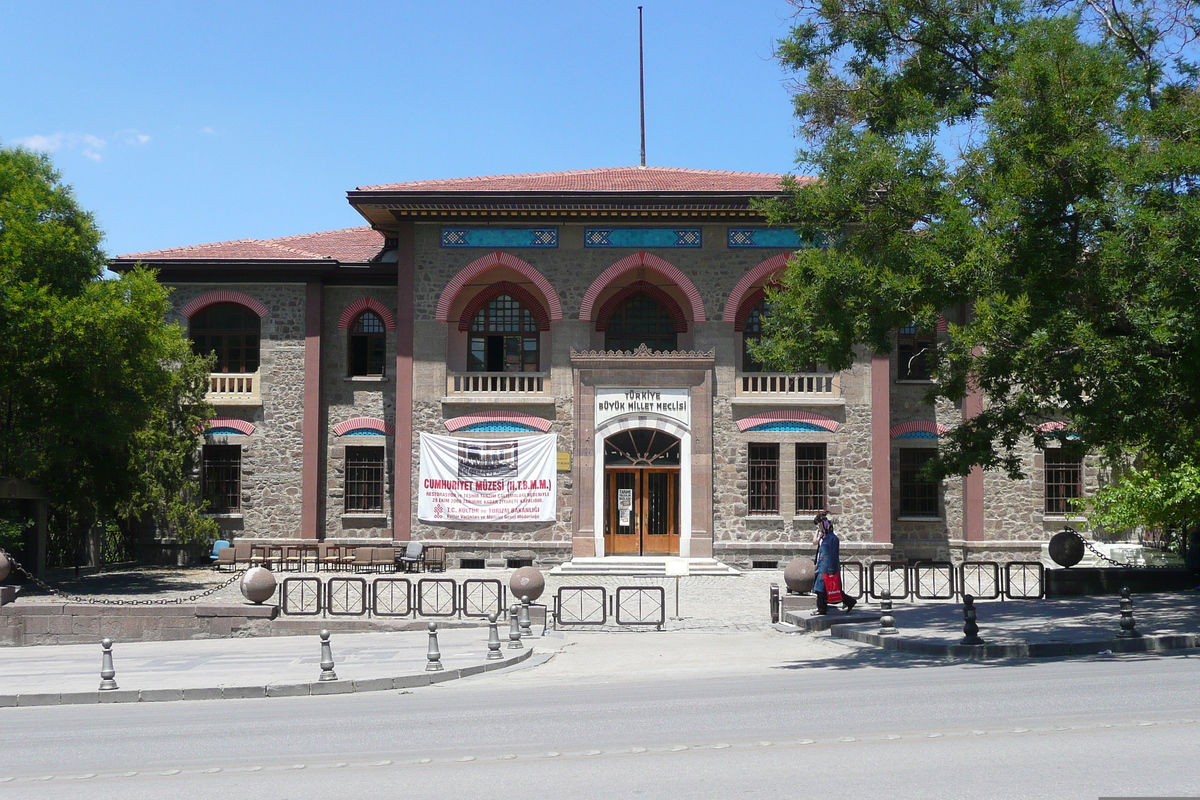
[358,167,797,193]
[116,227,384,262]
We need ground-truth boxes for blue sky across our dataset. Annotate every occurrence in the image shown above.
[2,1,803,257]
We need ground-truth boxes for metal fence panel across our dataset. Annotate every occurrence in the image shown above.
[869,561,910,600]
[327,577,368,616]
[554,586,608,628]
[281,577,322,615]
[417,578,458,617]
[371,578,412,617]
[1005,561,1044,599]
[461,579,506,618]
[913,561,956,600]
[615,586,665,629]
[959,562,1001,601]
[839,561,864,600]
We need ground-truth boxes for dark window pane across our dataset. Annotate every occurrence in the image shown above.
[190,303,261,373]
[604,291,677,352]
[1044,450,1082,514]
[345,447,385,512]
[795,443,827,511]
[349,311,386,376]
[202,444,241,513]
[468,295,539,371]
[899,448,939,516]
[897,325,936,380]
[748,443,780,515]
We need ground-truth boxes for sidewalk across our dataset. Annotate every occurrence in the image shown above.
[0,627,535,707]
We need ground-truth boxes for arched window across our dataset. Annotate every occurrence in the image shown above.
[468,294,539,372]
[349,311,386,376]
[190,303,260,374]
[603,292,677,352]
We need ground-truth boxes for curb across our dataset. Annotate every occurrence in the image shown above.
[0,647,534,707]
[828,624,1200,659]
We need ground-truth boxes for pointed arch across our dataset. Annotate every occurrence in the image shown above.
[736,410,839,433]
[180,290,268,319]
[457,281,550,332]
[733,287,769,333]
[890,421,949,439]
[593,280,688,333]
[579,252,705,323]
[435,251,562,323]
[723,253,792,323]
[338,297,396,330]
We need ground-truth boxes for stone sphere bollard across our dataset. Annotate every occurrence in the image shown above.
[0,551,10,583]
[1048,529,1085,568]
[508,566,545,602]
[240,566,278,604]
[783,557,816,594]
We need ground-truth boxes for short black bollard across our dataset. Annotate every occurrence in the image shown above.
[519,594,533,638]
[1117,586,1141,638]
[99,638,118,691]
[486,612,504,660]
[878,591,898,635]
[507,603,524,650]
[426,622,444,671]
[960,595,985,646]
[319,629,338,682]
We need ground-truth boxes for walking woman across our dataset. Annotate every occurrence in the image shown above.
[811,510,856,615]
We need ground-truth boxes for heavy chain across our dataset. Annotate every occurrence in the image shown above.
[1062,527,1179,570]
[0,548,246,604]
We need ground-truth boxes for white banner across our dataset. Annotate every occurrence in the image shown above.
[418,432,557,523]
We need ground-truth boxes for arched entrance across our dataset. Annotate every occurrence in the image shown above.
[603,429,681,556]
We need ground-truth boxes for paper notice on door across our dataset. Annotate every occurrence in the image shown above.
[620,509,631,526]
[617,488,633,510]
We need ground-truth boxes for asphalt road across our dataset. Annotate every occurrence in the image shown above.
[3,644,1198,799]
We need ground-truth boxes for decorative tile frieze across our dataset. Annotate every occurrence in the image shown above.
[440,228,558,248]
[583,228,702,248]
[727,228,819,248]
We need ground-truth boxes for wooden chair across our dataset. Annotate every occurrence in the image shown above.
[278,545,301,572]
[232,541,253,568]
[371,547,395,573]
[214,547,236,572]
[351,547,375,573]
[318,543,342,572]
[424,545,447,573]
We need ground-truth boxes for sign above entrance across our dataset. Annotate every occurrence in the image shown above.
[596,388,690,429]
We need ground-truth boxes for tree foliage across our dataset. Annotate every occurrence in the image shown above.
[0,145,215,543]
[758,0,1200,502]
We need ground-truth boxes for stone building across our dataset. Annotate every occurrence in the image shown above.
[111,167,1093,571]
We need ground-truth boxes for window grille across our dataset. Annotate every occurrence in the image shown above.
[345,447,385,512]
[898,448,939,516]
[1044,450,1082,514]
[202,444,241,513]
[748,444,780,515]
[795,443,827,511]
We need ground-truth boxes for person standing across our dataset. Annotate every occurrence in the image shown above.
[811,510,856,615]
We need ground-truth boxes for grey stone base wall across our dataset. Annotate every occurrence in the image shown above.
[0,603,278,646]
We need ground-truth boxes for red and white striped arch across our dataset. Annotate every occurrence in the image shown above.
[579,252,706,323]
[1035,421,1069,433]
[444,411,553,433]
[722,253,792,323]
[203,418,256,435]
[337,297,396,331]
[890,421,949,438]
[180,290,269,319]
[735,410,839,432]
[435,252,563,323]
[332,417,396,437]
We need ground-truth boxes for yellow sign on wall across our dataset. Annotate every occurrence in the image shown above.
[556,451,572,472]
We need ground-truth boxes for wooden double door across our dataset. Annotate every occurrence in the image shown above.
[604,468,680,556]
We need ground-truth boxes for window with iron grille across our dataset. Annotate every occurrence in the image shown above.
[349,311,386,376]
[467,294,539,372]
[795,443,827,511]
[898,448,939,516]
[1044,449,1082,514]
[345,447,385,512]
[897,324,935,380]
[748,443,780,515]
[202,444,241,513]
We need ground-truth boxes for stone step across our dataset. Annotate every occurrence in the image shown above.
[549,557,741,577]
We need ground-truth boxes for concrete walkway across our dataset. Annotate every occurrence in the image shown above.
[0,627,535,707]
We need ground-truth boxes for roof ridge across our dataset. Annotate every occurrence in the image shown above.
[357,166,788,191]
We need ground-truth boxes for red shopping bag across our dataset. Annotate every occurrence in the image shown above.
[824,573,844,604]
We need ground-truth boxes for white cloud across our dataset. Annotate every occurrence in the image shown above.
[16,131,107,161]
[201,126,217,135]
[122,129,151,146]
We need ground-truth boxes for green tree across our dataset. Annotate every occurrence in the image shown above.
[757,0,1200,512]
[0,145,216,549]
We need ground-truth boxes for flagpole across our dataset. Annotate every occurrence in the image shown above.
[639,6,646,167]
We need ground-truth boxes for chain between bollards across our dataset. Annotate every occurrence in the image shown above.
[426,622,444,671]
[318,629,338,681]
[99,638,118,690]
[507,604,523,650]
[878,590,898,635]
[960,595,985,645]
[486,612,504,660]
[1117,586,1141,638]
[519,595,533,638]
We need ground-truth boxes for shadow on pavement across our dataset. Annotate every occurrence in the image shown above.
[28,566,226,597]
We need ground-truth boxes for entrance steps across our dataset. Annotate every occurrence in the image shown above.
[549,557,742,577]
